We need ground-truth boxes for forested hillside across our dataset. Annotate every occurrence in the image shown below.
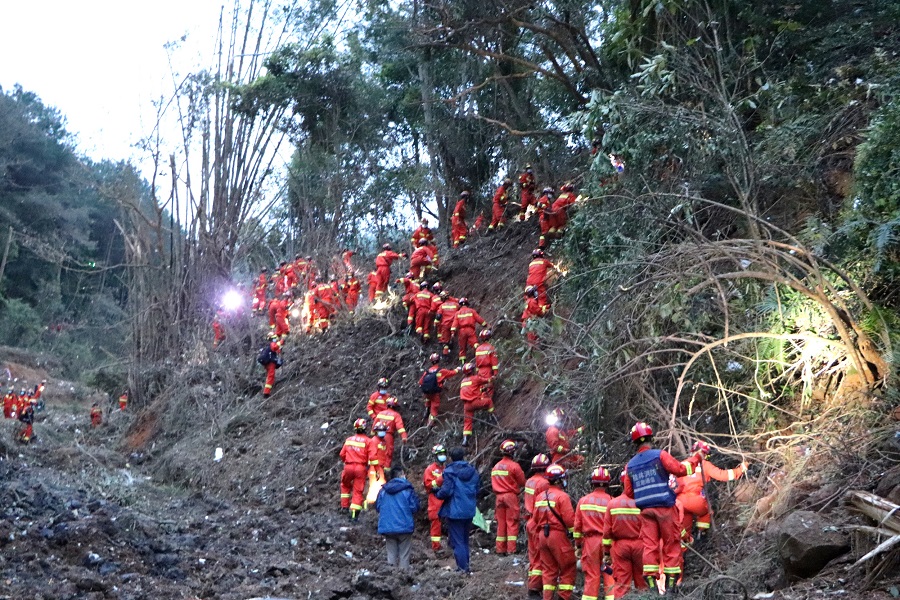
[1,0,899,598]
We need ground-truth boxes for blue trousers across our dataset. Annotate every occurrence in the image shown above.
[447,518,471,573]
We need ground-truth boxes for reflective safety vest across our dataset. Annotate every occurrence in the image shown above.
[626,448,676,509]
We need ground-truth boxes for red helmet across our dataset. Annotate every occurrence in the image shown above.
[429,353,441,364]
[532,248,544,258]
[382,243,392,251]
[377,377,389,389]
[590,467,612,484]
[458,297,469,306]
[546,464,567,483]
[373,421,389,432]
[462,362,476,375]
[353,418,367,432]
[385,396,399,408]
[478,329,492,341]
[531,453,551,470]
[500,440,516,454]
[417,238,429,246]
[692,440,711,456]
[630,422,654,442]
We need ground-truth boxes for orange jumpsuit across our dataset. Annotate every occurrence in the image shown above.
[451,199,468,247]
[525,473,550,592]
[367,390,390,418]
[311,283,337,331]
[90,406,103,427]
[374,250,402,294]
[604,492,648,598]
[273,297,291,338]
[536,193,553,247]
[341,277,361,311]
[435,297,460,355]
[263,339,282,397]
[451,306,487,361]
[676,459,745,533]
[341,250,355,273]
[419,365,460,425]
[522,295,549,342]
[413,289,435,340]
[549,191,578,234]
[474,341,498,402]
[546,425,585,468]
[409,245,436,279]
[283,263,299,288]
[459,374,493,440]
[491,456,526,554]
[212,314,225,347]
[397,276,419,326]
[527,257,554,307]
[340,433,370,512]
[252,273,268,312]
[489,183,510,230]
[4,391,17,418]
[423,461,445,550]
[533,485,577,600]
[372,408,407,469]
[118,392,128,411]
[518,170,536,220]
[367,272,378,302]
[575,489,614,600]
[366,434,388,479]
[411,225,434,249]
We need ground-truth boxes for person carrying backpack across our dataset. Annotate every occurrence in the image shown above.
[418,353,461,427]
[258,333,283,398]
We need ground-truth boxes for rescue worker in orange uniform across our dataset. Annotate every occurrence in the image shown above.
[293,255,309,284]
[536,187,555,248]
[367,271,379,303]
[451,191,470,248]
[574,468,615,600]
[341,248,355,274]
[340,418,371,521]
[533,464,577,600]
[473,212,486,235]
[341,273,362,312]
[518,165,536,221]
[17,401,35,443]
[252,267,269,314]
[450,298,488,363]
[524,454,552,595]
[458,362,494,446]
[434,291,460,359]
[305,258,319,290]
[372,396,407,469]
[419,353,461,427]
[3,388,17,419]
[367,377,391,418]
[212,309,226,347]
[488,178,513,231]
[603,471,648,598]
[118,390,128,411]
[527,248,557,307]
[409,238,437,279]
[411,219,434,250]
[90,402,103,427]
[474,328,499,402]
[283,260,299,289]
[261,333,283,398]
[396,272,419,330]
[676,441,747,537]
[545,408,585,468]
[548,182,579,238]
[623,422,702,592]
[374,244,405,296]
[273,292,292,339]
[491,440,526,554]
[367,422,389,481]
[413,281,435,341]
[423,444,448,550]
[273,261,290,296]
[311,280,337,332]
[522,285,550,343]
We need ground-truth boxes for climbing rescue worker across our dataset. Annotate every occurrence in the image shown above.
[260,333,283,398]
[212,309,226,347]
[409,238,437,280]
[367,271,379,303]
[419,353,461,427]
[368,422,390,481]
[341,248,355,273]
[522,285,549,343]
[374,243,405,296]
[676,441,747,537]
[451,297,488,363]
[423,444,448,550]
[252,267,269,313]
[341,273,362,312]
[524,453,552,596]
[533,464,577,600]
[367,378,391,418]
[372,396,407,469]
[458,362,494,446]
[17,401,35,443]
[474,328,499,402]
[518,165,536,221]
[4,388,18,419]
[604,471,648,598]
[413,281,435,341]
[451,191,470,248]
[118,390,128,411]
[90,402,103,428]
[396,272,419,330]
[545,408,585,468]
[488,178,513,231]
[527,248,557,308]
[491,440,526,555]
[536,187,555,248]
[574,467,614,600]
[548,182,579,238]
[434,291,460,358]
[623,422,702,593]
[411,219,434,249]
[340,418,371,521]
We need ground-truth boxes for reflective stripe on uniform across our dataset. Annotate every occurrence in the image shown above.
[609,507,641,515]
[580,503,607,513]
[344,440,366,448]
[492,469,509,476]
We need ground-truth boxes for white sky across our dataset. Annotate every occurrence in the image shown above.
[0,1,225,163]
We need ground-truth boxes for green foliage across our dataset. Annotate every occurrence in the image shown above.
[0,298,43,347]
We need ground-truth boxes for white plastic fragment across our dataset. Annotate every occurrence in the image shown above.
[214,448,223,462]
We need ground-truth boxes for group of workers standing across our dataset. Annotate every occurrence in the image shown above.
[2,381,44,443]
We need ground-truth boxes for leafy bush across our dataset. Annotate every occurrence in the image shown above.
[0,297,42,347]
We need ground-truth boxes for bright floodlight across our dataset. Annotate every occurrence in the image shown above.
[221,289,243,311]
[545,412,559,427]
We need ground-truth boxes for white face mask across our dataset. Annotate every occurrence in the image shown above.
[437,455,447,463]
[379,389,387,394]
[377,431,387,438]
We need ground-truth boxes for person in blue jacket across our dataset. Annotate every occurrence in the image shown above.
[436,446,481,574]
[375,466,420,569]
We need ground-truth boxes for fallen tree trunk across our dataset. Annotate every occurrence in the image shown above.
[846,490,900,534]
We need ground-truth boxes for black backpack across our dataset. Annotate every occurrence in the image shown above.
[257,346,282,368]
[420,370,441,394]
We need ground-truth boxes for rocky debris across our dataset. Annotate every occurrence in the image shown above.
[875,464,900,504]
[776,510,850,579]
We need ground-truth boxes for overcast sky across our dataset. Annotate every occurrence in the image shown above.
[0,1,224,164]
